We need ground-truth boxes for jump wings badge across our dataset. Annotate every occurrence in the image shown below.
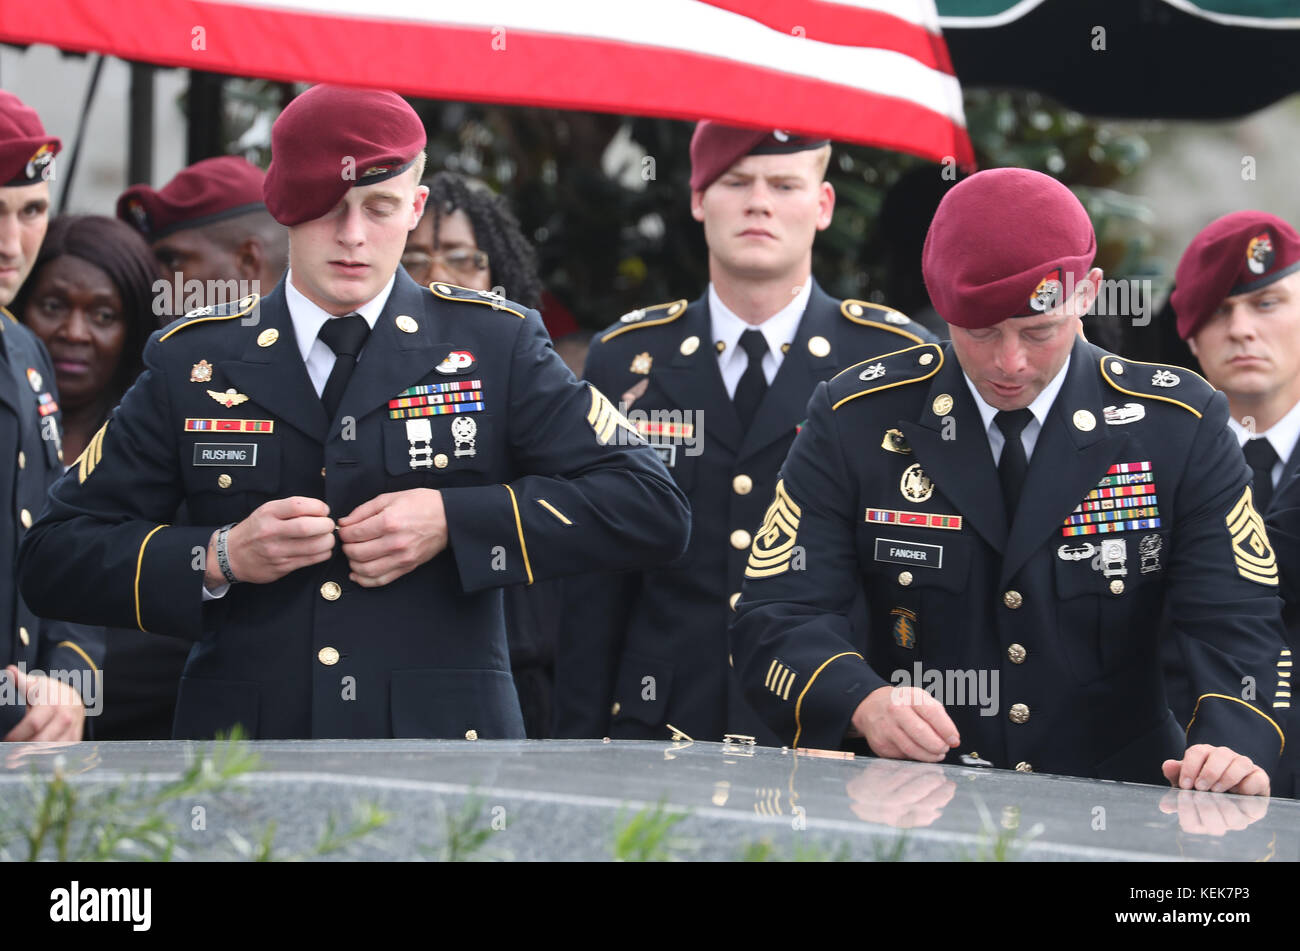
[207,388,249,408]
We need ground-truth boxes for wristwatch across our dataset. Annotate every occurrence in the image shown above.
[216,522,240,584]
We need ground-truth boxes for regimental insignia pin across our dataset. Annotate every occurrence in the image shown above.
[881,428,912,454]
[1104,403,1145,425]
[451,415,477,458]
[932,394,953,416]
[899,463,934,503]
[436,349,475,374]
[257,328,279,348]
[1057,542,1097,561]
[859,362,886,382]
[630,352,653,375]
[891,607,918,649]
[26,367,42,392]
[1139,533,1163,574]
[807,335,831,358]
[406,418,434,469]
[679,335,700,356]
[1073,409,1096,432]
[395,315,419,334]
[619,308,646,324]
[1151,369,1180,387]
[207,388,249,408]
[190,360,214,383]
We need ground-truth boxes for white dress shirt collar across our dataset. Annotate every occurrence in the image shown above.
[285,269,397,364]
[963,353,1073,462]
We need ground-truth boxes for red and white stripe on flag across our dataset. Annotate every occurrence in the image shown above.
[0,0,973,166]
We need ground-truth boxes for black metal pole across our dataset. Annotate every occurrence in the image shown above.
[127,61,155,186]
[56,52,106,214]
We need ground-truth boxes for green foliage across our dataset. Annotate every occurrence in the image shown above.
[611,798,692,862]
[0,727,389,862]
[950,798,1044,862]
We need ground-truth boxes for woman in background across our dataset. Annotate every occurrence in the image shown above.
[15,214,187,740]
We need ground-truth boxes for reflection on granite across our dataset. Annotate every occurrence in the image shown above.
[2,739,1296,861]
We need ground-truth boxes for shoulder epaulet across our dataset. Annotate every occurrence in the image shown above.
[1099,355,1214,420]
[429,281,528,320]
[828,343,943,412]
[159,294,260,342]
[839,299,927,344]
[599,299,688,343]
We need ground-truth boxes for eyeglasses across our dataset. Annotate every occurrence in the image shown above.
[402,249,490,282]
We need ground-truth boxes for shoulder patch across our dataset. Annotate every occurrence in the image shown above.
[429,281,527,320]
[829,343,943,411]
[839,299,926,344]
[159,294,260,342]
[599,299,688,343]
[1099,355,1213,419]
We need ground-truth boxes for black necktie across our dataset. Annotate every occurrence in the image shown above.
[1243,438,1279,513]
[994,409,1034,521]
[318,314,371,420]
[733,329,769,430]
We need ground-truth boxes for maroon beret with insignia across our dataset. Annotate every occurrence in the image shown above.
[922,167,1097,330]
[0,90,61,188]
[263,85,426,227]
[689,121,830,192]
[1171,211,1300,340]
[116,156,266,242]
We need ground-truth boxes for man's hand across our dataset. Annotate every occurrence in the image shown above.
[2,666,85,742]
[204,496,336,589]
[1158,788,1270,836]
[1161,744,1270,796]
[337,489,447,588]
[851,684,960,762]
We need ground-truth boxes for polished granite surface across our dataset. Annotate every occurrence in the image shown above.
[1,739,1294,861]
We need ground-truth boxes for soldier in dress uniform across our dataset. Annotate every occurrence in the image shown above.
[554,123,935,743]
[118,155,287,303]
[1161,212,1300,798]
[18,85,688,740]
[731,168,1285,793]
[0,90,102,741]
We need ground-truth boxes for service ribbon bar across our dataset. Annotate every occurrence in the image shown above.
[1083,483,1156,502]
[1107,461,1152,474]
[635,421,695,439]
[1096,471,1154,488]
[1075,493,1159,513]
[388,400,485,420]
[398,379,482,398]
[389,390,483,410]
[1066,506,1161,526]
[1062,517,1162,536]
[865,508,963,531]
[185,418,274,432]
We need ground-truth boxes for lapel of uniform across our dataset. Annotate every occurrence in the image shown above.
[1000,339,1120,586]
[336,269,442,429]
[649,295,742,455]
[221,282,329,443]
[1271,437,1300,515]
[736,281,837,465]
[897,346,1007,553]
[0,313,22,419]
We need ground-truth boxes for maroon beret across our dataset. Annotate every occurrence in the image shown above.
[263,85,426,227]
[689,121,830,192]
[922,168,1097,330]
[1171,211,1300,340]
[0,90,61,187]
[117,156,266,242]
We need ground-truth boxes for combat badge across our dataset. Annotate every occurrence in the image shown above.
[1098,538,1127,578]
[190,360,213,383]
[1139,534,1162,574]
[1225,486,1278,585]
[406,419,434,469]
[1151,369,1180,387]
[451,415,477,457]
[900,463,934,503]
[1057,542,1097,561]
[1103,403,1145,425]
[746,480,801,579]
[891,607,918,649]
[207,388,249,408]
[881,428,911,454]
[630,352,653,375]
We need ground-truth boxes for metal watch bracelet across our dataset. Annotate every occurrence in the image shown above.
[216,522,240,584]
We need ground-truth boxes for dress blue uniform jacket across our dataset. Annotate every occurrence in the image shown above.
[1264,468,1300,797]
[730,337,1288,785]
[0,308,102,735]
[554,281,935,743]
[18,271,689,740]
